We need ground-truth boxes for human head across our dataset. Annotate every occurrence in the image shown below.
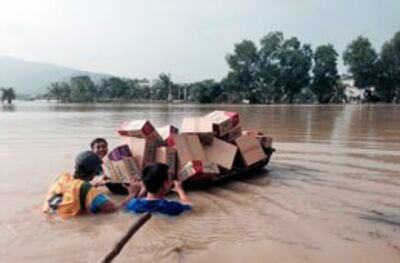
[141,163,171,194]
[74,151,103,181]
[90,138,108,159]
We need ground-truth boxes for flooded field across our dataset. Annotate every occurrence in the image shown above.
[1,101,399,262]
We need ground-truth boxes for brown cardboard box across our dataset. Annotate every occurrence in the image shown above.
[122,137,159,170]
[178,160,219,182]
[203,138,238,170]
[173,134,206,165]
[221,125,242,142]
[181,117,214,144]
[242,130,264,137]
[155,146,177,180]
[204,110,240,137]
[102,145,141,183]
[234,135,267,167]
[257,136,273,148]
[173,134,219,181]
[118,120,162,142]
[242,130,273,148]
[156,125,179,146]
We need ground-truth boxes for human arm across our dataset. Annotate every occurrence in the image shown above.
[98,200,119,213]
[98,181,143,212]
[172,180,191,205]
[84,183,120,214]
[118,180,143,207]
[91,174,111,187]
[92,192,135,213]
[89,178,145,213]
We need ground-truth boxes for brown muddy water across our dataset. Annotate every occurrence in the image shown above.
[0,101,400,262]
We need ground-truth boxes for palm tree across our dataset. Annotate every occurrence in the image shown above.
[329,81,348,104]
[158,73,173,102]
[1,87,16,104]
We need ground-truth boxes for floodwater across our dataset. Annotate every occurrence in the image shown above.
[1,101,400,262]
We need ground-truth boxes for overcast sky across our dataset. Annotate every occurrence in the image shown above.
[0,0,399,82]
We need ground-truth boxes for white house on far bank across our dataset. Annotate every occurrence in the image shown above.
[341,76,374,103]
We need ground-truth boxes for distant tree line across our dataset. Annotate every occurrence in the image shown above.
[46,30,400,104]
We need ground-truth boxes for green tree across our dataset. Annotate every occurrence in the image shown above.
[47,82,61,101]
[1,87,16,104]
[47,82,72,102]
[191,80,222,103]
[296,87,316,104]
[329,81,348,103]
[140,84,152,100]
[311,44,339,103]
[225,32,312,104]
[277,37,313,103]
[375,31,400,103]
[225,39,259,99]
[151,73,174,101]
[125,78,147,100]
[258,31,284,103]
[69,76,97,102]
[219,78,242,103]
[98,77,129,100]
[343,36,378,91]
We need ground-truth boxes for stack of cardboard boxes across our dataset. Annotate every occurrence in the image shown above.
[103,111,273,185]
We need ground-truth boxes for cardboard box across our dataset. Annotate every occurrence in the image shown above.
[118,120,162,142]
[173,134,220,181]
[242,130,264,137]
[204,110,240,137]
[257,136,273,149]
[178,160,219,182]
[242,130,273,148]
[234,135,267,167]
[221,125,242,142]
[103,145,141,183]
[122,137,158,170]
[203,138,238,170]
[173,134,207,165]
[181,117,214,144]
[155,146,177,180]
[156,125,179,146]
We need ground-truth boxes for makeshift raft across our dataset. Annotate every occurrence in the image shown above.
[184,145,275,189]
[106,146,275,194]
[103,110,275,194]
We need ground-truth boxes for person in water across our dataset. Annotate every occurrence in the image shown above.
[125,163,191,216]
[90,137,111,187]
[90,137,108,159]
[43,151,139,217]
[89,137,146,196]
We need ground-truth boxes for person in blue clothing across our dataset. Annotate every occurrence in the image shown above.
[125,163,191,216]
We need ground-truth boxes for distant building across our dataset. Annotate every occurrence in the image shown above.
[176,84,191,102]
[341,76,362,103]
[342,79,361,103]
[341,76,377,103]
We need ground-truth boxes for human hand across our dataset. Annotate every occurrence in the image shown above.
[172,180,184,193]
[172,180,190,204]
[91,176,106,187]
[122,182,141,196]
[102,175,111,182]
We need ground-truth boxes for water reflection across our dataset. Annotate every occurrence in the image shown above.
[1,104,16,112]
[2,101,400,148]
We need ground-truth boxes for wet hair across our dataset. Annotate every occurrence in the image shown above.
[74,151,102,181]
[141,163,169,194]
[74,165,96,181]
[90,138,108,150]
